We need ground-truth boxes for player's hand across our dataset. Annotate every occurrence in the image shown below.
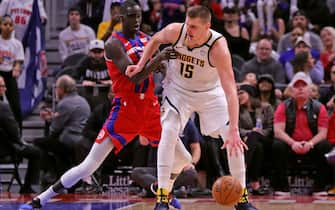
[222,128,248,157]
[125,65,142,77]
[158,46,177,61]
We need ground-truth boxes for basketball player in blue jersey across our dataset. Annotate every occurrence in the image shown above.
[126,5,258,210]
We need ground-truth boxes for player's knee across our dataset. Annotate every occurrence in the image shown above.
[76,159,98,178]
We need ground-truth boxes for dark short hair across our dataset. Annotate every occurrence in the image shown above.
[187,5,211,23]
[292,10,307,18]
[2,14,12,20]
[223,6,239,14]
[120,0,139,15]
[291,51,309,74]
[111,2,121,10]
[68,7,81,16]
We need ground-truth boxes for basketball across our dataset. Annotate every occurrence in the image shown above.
[212,176,243,206]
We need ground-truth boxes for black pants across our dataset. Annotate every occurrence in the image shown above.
[33,136,74,177]
[271,139,333,191]
[16,144,41,187]
[0,71,22,130]
[245,131,272,182]
[199,136,230,187]
[1,143,41,188]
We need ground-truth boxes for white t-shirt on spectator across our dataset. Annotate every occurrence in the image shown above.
[58,24,96,62]
[0,0,47,41]
[0,37,24,72]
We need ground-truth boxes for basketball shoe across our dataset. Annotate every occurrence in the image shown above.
[150,183,181,210]
[18,198,42,210]
[234,188,258,210]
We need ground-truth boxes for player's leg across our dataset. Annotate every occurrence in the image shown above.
[156,109,181,203]
[199,90,257,210]
[27,138,114,208]
[168,137,192,192]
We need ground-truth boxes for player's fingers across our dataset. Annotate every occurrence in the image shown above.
[221,140,227,150]
[241,141,248,151]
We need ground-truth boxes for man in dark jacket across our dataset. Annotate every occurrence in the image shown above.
[0,101,41,194]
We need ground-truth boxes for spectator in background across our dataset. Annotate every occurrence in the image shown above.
[328,103,335,144]
[160,0,187,29]
[256,74,281,109]
[0,15,24,130]
[97,2,121,42]
[75,39,111,109]
[131,119,201,198]
[320,26,335,69]
[241,72,258,87]
[34,75,91,183]
[278,25,320,66]
[277,10,323,55]
[0,76,41,194]
[0,76,8,102]
[77,0,104,33]
[284,37,324,84]
[0,0,47,41]
[251,0,285,43]
[149,0,162,33]
[241,37,286,84]
[238,84,273,195]
[59,7,96,62]
[279,34,321,70]
[310,83,320,100]
[272,72,333,196]
[326,110,335,196]
[320,58,335,113]
[220,6,251,60]
[0,99,41,194]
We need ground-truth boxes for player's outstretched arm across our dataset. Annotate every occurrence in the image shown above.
[126,23,182,77]
[128,47,177,84]
[210,37,247,157]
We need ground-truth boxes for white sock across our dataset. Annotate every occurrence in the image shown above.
[226,144,246,188]
[157,112,180,190]
[37,186,57,206]
[167,139,192,192]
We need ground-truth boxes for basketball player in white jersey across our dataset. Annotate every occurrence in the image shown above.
[126,5,258,210]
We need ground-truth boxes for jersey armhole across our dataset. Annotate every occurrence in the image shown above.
[172,24,185,47]
[208,36,223,67]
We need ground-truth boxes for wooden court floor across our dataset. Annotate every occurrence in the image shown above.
[1,193,335,210]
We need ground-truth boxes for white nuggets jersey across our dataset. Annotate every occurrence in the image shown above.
[167,24,223,92]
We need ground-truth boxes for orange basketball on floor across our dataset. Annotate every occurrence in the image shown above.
[212,176,243,206]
